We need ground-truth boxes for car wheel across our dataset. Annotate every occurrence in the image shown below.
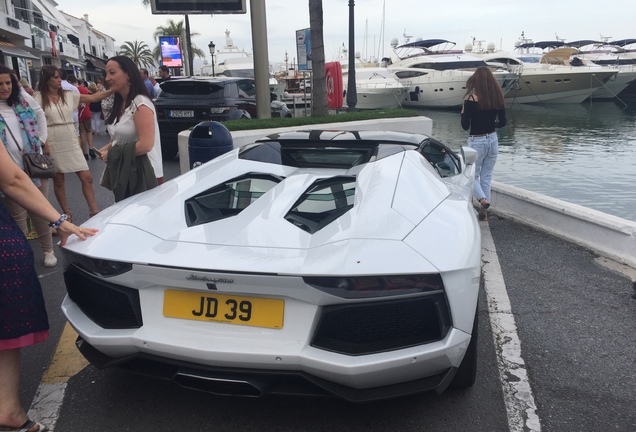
[161,141,179,161]
[450,307,478,388]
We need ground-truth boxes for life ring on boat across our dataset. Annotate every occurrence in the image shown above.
[325,61,343,109]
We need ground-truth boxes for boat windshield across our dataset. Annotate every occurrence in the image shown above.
[410,60,487,70]
[517,56,541,63]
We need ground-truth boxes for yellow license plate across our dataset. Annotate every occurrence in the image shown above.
[163,289,284,329]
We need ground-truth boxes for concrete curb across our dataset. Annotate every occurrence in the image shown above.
[491,181,636,269]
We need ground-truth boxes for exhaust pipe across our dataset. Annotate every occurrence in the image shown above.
[174,371,264,397]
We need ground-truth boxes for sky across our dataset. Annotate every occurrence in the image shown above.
[53,0,636,73]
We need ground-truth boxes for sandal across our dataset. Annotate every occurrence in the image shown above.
[477,202,490,221]
[0,420,49,432]
[479,198,490,209]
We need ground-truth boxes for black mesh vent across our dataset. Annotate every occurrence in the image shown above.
[64,266,142,329]
[312,295,450,355]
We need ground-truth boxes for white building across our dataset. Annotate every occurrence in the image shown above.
[0,0,115,86]
[61,12,116,83]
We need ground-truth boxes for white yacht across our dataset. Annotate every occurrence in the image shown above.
[565,40,636,99]
[334,44,407,109]
[210,30,286,100]
[607,39,636,59]
[466,39,618,104]
[386,39,519,108]
[341,67,407,110]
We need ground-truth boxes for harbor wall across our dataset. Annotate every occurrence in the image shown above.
[491,181,636,269]
[176,117,636,269]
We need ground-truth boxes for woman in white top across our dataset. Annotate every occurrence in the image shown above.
[0,66,58,267]
[97,56,163,184]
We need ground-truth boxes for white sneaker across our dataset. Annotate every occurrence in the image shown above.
[44,251,58,267]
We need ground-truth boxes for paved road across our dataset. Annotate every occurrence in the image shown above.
[20,133,636,431]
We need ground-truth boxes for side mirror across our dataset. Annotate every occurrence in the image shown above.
[461,146,478,165]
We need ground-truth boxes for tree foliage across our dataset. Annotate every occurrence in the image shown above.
[118,40,155,69]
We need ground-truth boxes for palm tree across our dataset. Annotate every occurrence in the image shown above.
[153,18,205,72]
[119,40,156,69]
[309,0,328,115]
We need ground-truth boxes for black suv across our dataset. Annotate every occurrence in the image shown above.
[154,77,292,160]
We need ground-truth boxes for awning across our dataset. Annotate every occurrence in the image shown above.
[60,57,85,69]
[85,55,107,71]
[0,40,38,60]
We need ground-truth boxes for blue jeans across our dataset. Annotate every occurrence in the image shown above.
[468,133,499,202]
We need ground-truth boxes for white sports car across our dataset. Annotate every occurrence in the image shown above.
[61,129,482,402]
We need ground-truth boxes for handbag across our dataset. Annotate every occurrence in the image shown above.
[3,119,55,178]
[23,152,55,178]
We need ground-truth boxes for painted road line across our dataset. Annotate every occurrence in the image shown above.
[481,223,542,432]
[28,322,88,431]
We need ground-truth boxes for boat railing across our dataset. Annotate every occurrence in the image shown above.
[356,81,404,89]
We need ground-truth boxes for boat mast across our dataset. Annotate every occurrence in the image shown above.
[377,0,385,61]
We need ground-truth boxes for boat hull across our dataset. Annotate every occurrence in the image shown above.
[506,69,618,104]
[392,70,518,108]
[341,67,409,110]
[589,69,636,99]
[350,86,408,110]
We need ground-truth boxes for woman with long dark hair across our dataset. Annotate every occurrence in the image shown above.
[0,66,58,267]
[34,65,112,222]
[97,56,163,189]
[461,66,507,221]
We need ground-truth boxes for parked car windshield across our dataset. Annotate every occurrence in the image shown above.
[159,81,227,98]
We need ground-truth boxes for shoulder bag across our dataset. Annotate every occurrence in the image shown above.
[3,120,55,178]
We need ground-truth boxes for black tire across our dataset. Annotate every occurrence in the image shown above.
[451,308,478,388]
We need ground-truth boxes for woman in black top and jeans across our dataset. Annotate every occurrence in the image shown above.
[461,66,507,221]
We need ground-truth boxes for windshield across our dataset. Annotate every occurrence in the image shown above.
[159,81,225,98]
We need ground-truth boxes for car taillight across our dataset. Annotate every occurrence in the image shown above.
[304,274,444,299]
[62,249,132,278]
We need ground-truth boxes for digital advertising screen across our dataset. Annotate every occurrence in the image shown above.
[151,0,246,14]
[159,36,183,68]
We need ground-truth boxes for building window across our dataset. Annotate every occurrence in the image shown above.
[12,0,30,23]
[33,11,45,29]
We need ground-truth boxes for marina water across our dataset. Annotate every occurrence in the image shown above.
[416,99,636,222]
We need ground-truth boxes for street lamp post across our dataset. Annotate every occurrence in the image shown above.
[346,0,357,112]
[208,41,216,76]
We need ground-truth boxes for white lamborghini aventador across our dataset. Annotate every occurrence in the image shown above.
[61,129,482,402]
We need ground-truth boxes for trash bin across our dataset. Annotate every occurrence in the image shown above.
[188,121,234,169]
